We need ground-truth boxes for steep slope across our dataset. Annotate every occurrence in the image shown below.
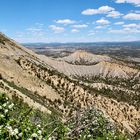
[0,33,140,135]
[57,50,111,65]
[0,33,61,113]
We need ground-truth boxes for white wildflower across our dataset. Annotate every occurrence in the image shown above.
[37,124,41,128]
[6,126,14,136]
[3,103,7,107]
[6,126,12,131]
[18,132,22,137]
[0,106,2,109]
[48,136,56,140]
[8,103,14,109]
[10,131,15,136]
[39,135,43,140]
[0,114,4,118]
[31,133,38,137]
[14,128,18,135]
[87,134,91,137]
[0,125,3,129]
[37,130,42,134]
[4,109,8,113]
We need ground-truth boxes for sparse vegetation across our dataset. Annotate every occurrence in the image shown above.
[76,75,140,108]
[0,33,140,139]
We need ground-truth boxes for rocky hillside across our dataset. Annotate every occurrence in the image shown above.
[57,50,112,65]
[40,55,140,79]
[0,33,140,137]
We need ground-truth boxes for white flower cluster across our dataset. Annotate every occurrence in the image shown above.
[31,130,42,139]
[6,125,19,136]
[0,100,14,124]
[0,101,14,115]
[4,124,43,140]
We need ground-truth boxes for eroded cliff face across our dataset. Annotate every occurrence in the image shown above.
[14,57,140,134]
[57,50,112,64]
[39,53,140,79]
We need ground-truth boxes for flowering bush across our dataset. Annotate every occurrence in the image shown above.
[0,93,47,140]
[0,93,128,140]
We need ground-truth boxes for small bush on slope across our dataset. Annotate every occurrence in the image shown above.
[0,93,128,140]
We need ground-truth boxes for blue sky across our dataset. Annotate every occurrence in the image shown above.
[0,0,140,43]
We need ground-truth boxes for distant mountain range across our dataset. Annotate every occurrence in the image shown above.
[22,41,140,48]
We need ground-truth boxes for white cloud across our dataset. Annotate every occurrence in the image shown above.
[27,28,42,32]
[114,0,140,7]
[107,11,123,18]
[95,26,104,29]
[108,29,123,33]
[123,23,140,28]
[114,21,125,25]
[123,13,140,20]
[82,9,98,15]
[82,6,114,15]
[14,36,49,43]
[35,23,44,27]
[49,25,65,33]
[15,23,47,43]
[96,18,110,25]
[97,6,115,13]
[72,24,88,28]
[109,28,140,33]
[134,10,140,13]
[26,23,45,37]
[55,19,76,25]
[71,29,79,33]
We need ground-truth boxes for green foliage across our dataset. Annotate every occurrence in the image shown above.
[66,108,129,140]
[0,93,129,140]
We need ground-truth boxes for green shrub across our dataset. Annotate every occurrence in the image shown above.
[0,93,129,140]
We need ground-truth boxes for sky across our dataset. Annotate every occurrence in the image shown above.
[0,0,140,43]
